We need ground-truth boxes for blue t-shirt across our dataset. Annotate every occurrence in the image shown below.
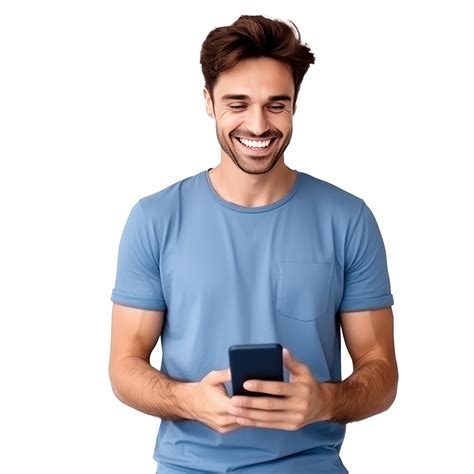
[111,169,394,473]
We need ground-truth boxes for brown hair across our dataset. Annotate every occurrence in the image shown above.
[200,15,315,107]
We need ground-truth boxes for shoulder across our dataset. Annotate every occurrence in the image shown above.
[135,170,202,220]
[298,171,366,221]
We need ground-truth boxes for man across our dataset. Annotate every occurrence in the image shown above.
[109,15,398,473]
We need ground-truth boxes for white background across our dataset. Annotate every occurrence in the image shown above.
[1,1,473,472]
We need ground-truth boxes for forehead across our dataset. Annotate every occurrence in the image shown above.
[214,57,294,99]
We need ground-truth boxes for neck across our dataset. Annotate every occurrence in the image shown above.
[208,159,297,208]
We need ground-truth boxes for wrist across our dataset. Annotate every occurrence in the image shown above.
[318,382,336,422]
[173,382,199,421]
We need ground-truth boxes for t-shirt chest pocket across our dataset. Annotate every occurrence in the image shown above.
[276,262,334,321]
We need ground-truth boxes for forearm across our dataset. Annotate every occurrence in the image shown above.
[109,356,195,421]
[323,358,398,424]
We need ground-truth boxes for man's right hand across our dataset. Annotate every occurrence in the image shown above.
[180,368,242,434]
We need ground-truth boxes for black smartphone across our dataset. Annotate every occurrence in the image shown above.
[228,343,284,397]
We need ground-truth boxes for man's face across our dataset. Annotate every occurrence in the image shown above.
[204,57,295,175]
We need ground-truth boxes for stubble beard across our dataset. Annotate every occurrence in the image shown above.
[216,127,292,176]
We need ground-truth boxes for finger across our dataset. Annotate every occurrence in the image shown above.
[217,414,242,427]
[230,395,286,411]
[283,348,309,377]
[230,407,287,422]
[203,368,231,385]
[236,417,302,430]
[231,407,301,424]
[243,380,294,397]
[211,416,243,433]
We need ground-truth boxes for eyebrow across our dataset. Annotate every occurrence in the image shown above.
[220,94,292,102]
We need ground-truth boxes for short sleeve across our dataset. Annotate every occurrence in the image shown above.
[111,201,167,311]
[339,202,394,312]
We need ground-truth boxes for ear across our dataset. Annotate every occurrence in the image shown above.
[203,88,215,119]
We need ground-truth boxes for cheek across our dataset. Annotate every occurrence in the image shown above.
[278,114,293,129]
[280,124,293,138]
[217,117,241,136]
[268,113,291,130]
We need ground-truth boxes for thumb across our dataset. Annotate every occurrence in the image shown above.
[203,368,232,385]
[283,348,309,377]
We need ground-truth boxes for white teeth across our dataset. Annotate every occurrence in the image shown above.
[238,138,272,148]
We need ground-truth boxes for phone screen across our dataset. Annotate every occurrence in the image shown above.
[228,343,284,397]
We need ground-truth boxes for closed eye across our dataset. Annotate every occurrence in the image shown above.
[229,105,246,110]
[268,105,285,111]
[227,104,286,112]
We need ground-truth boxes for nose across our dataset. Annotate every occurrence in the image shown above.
[245,107,270,136]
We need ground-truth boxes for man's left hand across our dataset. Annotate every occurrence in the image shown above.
[228,347,331,430]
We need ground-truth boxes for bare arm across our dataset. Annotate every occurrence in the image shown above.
[226,307,397,429]
[323,306,399,423]
[108,303,240,432]
[108,303,193,420]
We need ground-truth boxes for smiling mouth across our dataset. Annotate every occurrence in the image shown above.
[234,136,278,151]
